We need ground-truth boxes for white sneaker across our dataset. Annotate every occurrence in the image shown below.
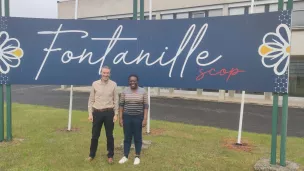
[119,156,128,164]
[134,157,140,165]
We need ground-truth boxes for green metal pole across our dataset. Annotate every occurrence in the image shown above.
[270,93,278,165]
[4,0,12,142]
[133,0,137,20]
[278,0,284,10]
[0,0,4,143]
[280,94,288,166]
[140,0,144,20]
[0,85,4,142]
[4,0,9,16]
[287,0,293,9]
[270,0,284,165]
[6,85,12,141]
[279,0,293,166]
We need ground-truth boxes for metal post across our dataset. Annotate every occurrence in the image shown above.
[287,0,293,9]
[279,0,293,166]
[132,0,138,144]
[270,93,278,165]
[269,0,283,164]
[278,0,283,10]
[0,0,4,143]
[67,0,78,131]
[270,0,283,165]
[4,0,8,16]
[140,0,144,20]
[6,85,12,141]
[149,0,152,20]
[236,0,254,145]
[250,0,255,13]
[0,85,4,142]
[4,0,12,142]
[280,94,288,166]
[133,0,137,20]
[1,0,5,16]
[67,85,73,131]
[146,0,152,134]
[237,91,245,144]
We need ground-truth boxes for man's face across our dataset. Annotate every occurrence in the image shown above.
[101,68,110,81]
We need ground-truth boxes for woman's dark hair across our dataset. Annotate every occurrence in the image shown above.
[128,74,139,81]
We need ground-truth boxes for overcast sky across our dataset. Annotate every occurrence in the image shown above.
[10,0,58,18]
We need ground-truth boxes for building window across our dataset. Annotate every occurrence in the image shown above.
[249,5,265,13]
[161,14,174,19]
[191,11,207,18]
[208,9,223,17]
[292,10,304,27]
[144,15,156,20]
[269,3,278,11]
[229,7,245,15]
[294,1,304,10]
[118,17,132,20]
[289,58,304,97]
[265,4,270,12]
[176,13,189,19]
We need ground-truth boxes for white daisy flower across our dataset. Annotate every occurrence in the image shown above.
[258,24,291,76]
[0,31,23,74]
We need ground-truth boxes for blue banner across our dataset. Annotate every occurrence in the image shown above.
[0,10,292,93]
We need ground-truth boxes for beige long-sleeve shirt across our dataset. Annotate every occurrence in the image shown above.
[88,79,119,116]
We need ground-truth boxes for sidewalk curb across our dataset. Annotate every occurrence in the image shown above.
[53,88,304,109]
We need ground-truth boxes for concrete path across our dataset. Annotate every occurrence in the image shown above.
[56,86,304,108]
[11,85,304,137]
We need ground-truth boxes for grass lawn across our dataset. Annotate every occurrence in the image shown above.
[0,103,303,171]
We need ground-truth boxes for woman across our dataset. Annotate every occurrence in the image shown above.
[118,74,149,165]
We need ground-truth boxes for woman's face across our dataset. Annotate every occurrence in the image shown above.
[129,76,138,89]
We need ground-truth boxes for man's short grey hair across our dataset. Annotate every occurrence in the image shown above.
[100,66,111,74]
[101,66,111,70]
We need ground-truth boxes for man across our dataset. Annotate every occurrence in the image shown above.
[87,66,118,164]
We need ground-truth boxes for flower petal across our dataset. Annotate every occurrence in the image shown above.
[261,52,284,68]
[4,48,23,59]
[0,57,10,74]
[2,53,21,68]
[264,33,284,47]
[258,44,283,58]
[267,51,284,59]
[276,24,290,46]
[0,31,8,49]
[273,53,290,75]
[2,38,20,53]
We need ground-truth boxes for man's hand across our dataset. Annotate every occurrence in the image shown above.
[113,115,118,122]
[142,119,147,127]
[88,115,93,122]
[119,119,123,127]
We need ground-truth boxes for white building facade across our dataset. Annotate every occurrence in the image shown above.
[58,0,304,98]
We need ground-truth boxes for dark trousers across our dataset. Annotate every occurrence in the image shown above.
[89,109,114,158]
[123,114,143,158]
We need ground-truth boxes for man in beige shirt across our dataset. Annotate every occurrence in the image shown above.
[87,66,118,164]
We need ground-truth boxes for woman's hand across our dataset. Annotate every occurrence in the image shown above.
[142,119,147,127]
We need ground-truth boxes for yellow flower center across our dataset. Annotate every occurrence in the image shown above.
[259,45,273,55]
[286,46,291,54]
[12,48,23,58]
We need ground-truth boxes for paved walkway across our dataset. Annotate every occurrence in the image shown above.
[11,85,304,137]
[56,86,304,108]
